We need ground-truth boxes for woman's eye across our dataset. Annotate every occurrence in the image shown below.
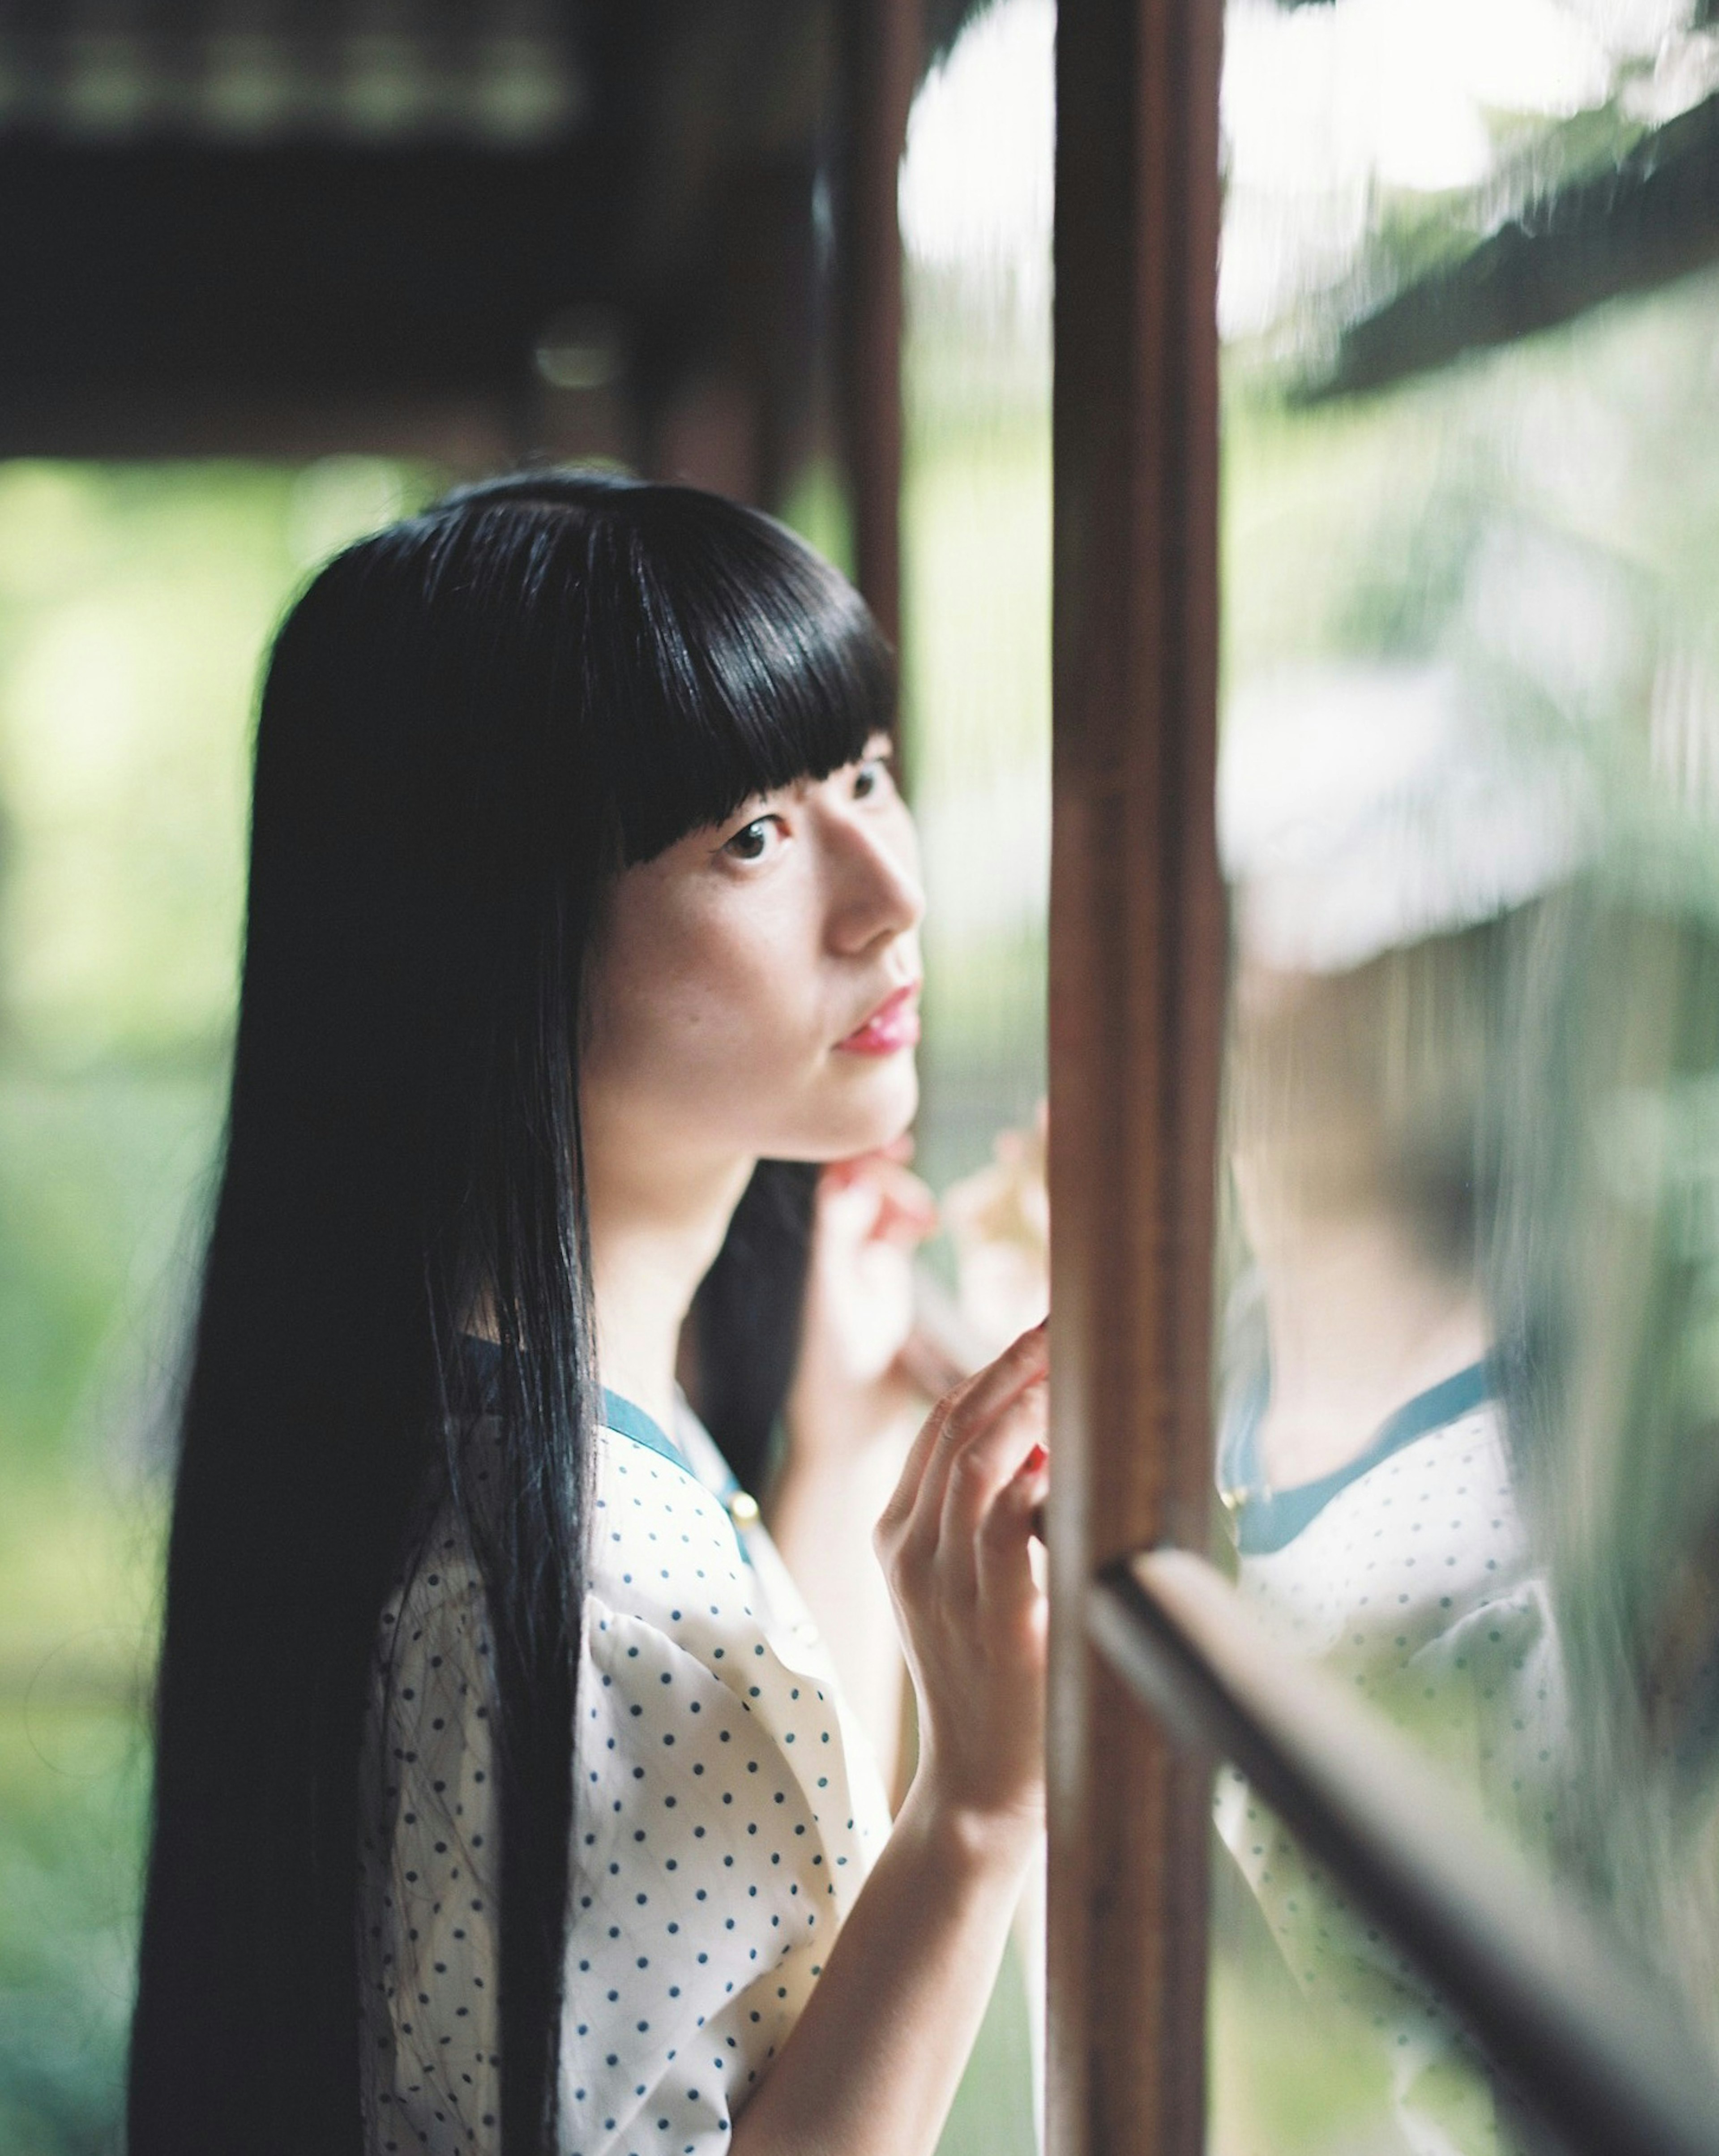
[852,756,892,801]
[724,818,777,862]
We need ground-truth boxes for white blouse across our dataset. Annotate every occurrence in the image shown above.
[358,1392,892,2156]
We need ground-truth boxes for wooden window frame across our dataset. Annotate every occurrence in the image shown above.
[835,2,1719,2147]
[1046,0,1226,2148]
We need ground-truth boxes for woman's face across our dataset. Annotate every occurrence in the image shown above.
[582,734,924,1174]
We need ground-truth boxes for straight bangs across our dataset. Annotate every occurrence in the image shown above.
[572,482,895,864]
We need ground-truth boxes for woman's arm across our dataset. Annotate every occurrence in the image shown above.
[766,1420,916,1788]
[727,1780,1035,2156]
[768,1153,937,1784]
[734,1324,1049,2156]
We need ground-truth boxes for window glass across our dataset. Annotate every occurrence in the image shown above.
[1210,1781,1577,2156]
[899,0,1052,1210]
[897,8,1052,2150]
[1214,0,1719,2141]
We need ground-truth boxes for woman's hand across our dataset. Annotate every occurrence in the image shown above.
[784,1141,939,1463]
[875,1323,1049,1843]
[942,1103,1049,1362]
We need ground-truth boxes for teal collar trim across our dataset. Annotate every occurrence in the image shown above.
[601,1390,755,1572]
[1228,1361,1494,1558]
[599,1389,693,1476]
[455,1340,746,1554]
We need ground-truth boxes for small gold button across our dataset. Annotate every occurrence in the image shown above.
[728,1489,760,1527]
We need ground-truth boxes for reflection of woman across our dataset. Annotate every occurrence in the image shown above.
[1214,667,1572,2156]
[1219,924,1558,1773]
[1215,667,1570,1775]
[128,475,1049,2156]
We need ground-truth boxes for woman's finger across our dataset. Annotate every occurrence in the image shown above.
[868,1164,937,1247]
[914,1323,1047,1520]
[879,1322,1048,1561]
[935,1376,1048,1598]
[822,1153,937,1244]
[976,1448,1050,1612]
[878,1330,1022,1536]
[877,1379,959,1540]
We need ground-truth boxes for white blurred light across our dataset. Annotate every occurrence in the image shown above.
[920,766,1051,943]
[1220,0,1622,340]
[1565,0,1694,64]
[898,0,1053,290]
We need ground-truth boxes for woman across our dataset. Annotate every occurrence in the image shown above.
[128,471,1048,2156]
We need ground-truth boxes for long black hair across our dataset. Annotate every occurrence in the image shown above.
[128,471,895,2156]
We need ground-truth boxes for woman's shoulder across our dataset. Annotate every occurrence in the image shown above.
[586,1413,893,1862]
[589,1412,756,1627]
[368,1401,750,1655]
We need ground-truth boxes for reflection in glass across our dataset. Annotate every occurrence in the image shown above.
[1210,1787,1557,2156]
[1214,0,1719,2143]
[1219,673,1568,1822]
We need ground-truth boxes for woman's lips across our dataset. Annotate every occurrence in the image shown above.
[837,983,922,1056]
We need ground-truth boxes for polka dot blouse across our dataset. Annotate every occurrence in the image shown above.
[357,1395,893,2156]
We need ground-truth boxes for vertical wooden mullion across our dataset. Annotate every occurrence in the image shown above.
[1046,0,1226,2148]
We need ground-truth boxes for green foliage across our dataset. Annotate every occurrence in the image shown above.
[0,1704,150,2156]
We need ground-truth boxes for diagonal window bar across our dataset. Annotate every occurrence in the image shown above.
[1089,1547,1719,2156]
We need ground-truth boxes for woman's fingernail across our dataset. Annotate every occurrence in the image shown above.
[1025,1442,1048,1472]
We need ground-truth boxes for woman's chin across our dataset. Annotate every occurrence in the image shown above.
[790,1053,919,1162]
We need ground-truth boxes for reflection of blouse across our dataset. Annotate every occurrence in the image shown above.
[1214,1369,1565,2156]
[357,1390,892,2156]
[1216,1365,1561,1778]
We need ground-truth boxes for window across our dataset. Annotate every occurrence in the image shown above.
[1049,0,1719,2151]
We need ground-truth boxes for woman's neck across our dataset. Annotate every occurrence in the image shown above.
[583,1138,754,1433]
[1250,1203,1490,1493]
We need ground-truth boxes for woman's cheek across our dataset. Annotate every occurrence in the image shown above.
[654,962,797,1114]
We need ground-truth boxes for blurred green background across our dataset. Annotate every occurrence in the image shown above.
[0,458,429,2153]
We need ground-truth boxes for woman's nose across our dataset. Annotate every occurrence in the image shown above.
[825,807,925,955]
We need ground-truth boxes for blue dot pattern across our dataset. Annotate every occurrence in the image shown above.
[359,1406,892,2155]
